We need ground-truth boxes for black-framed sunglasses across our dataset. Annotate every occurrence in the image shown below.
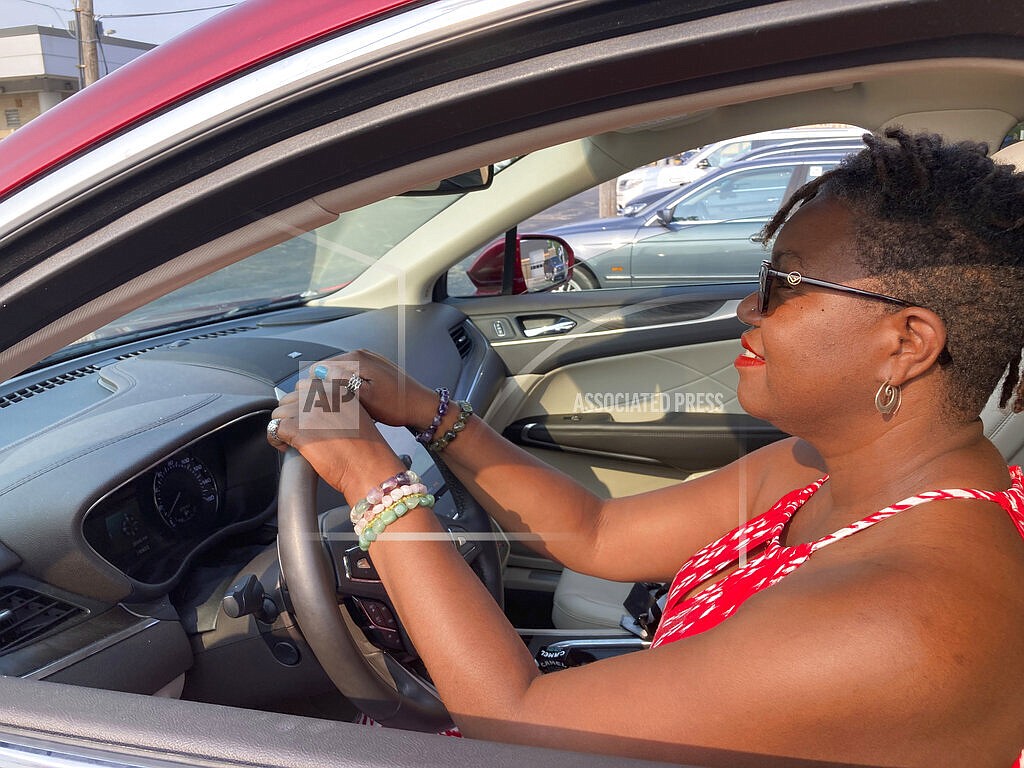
[757,260,911,315]
[757,260,954,364]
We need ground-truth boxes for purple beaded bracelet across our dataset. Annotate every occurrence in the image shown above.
[427,400,473,452]
[415,387,450,445]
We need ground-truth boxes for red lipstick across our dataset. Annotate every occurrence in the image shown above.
[735,336,765,368]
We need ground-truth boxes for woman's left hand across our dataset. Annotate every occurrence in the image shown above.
[267,366,406,498]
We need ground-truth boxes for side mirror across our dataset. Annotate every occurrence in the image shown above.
[696,158,711,169]
[655,207,674,227]
[465,235,576,296]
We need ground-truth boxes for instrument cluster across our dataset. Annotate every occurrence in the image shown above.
[82,413,278,586]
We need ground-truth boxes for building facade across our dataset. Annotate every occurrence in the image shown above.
[0,26,153,139]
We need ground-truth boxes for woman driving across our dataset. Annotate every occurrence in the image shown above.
[268,129,1024,767]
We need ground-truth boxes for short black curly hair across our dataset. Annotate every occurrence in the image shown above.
[763,128,1024,418]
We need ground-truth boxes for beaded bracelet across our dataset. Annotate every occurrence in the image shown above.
[353,491,429,535]
[351,483,430,533]
[349,470,423,530]
[356,492,435,550]
[427,400,473,452]
[414,387,450,445]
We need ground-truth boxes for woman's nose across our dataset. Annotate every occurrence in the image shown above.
[737,291,762,327]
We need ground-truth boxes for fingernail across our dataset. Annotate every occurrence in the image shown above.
[313,364,329,380]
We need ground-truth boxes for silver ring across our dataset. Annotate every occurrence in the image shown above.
[346,374,367,392]
[266,418,285,447]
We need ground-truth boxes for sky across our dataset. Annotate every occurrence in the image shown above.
[2,0,240,45]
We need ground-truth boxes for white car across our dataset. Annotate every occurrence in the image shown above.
[616,126,865,210]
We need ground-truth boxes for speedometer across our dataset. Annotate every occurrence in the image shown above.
[152,454,219,531]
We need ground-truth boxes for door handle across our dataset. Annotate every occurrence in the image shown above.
[521,317,577,338]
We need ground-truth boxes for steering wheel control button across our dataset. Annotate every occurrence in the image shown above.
[343,546,380,581]
[353,598,403,650]
[373,628,403,650]
[357,598,398,630]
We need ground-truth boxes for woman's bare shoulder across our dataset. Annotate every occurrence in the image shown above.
[792,494,1024,681]
[520,526,1024,764]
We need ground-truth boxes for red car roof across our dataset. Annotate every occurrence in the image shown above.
[0,0,418,201]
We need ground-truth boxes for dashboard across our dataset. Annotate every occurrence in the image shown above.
[0,302,501,700]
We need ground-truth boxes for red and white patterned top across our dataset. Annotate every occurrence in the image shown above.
[649,465,1024,766]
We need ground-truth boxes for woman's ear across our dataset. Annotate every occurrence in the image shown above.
[885,307,948,384]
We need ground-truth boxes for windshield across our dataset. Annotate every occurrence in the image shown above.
[57,193,464,358]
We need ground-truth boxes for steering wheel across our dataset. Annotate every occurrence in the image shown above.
[276,447,504,731]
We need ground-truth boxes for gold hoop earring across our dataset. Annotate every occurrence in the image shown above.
[875,380,901,416]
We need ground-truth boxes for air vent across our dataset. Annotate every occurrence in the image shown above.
[0,325,258,409]
[449,324,472,358]
[0,366,101,409]
[112,325,258,361]
[0,587,86,655]
[180,325,258,342]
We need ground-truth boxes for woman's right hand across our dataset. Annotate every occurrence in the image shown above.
[308,349,441,431]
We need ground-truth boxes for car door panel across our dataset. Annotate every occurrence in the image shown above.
[498,338,786,493]
[464,285,746,374]
[0,675,663,768]
[455,284,787,499]
[505,410,783,475]
[456,284,786,576]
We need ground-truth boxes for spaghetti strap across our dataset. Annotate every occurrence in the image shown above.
[809,467,1024,553]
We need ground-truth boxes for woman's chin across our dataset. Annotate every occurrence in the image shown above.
[737,391,794,435]
[736,390,767,420]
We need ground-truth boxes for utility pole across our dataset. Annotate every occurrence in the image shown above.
[598,179,617,218]
[74,0,100,87]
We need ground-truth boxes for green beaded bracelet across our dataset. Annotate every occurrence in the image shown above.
[356,493,436,550]
[427,400,473,452]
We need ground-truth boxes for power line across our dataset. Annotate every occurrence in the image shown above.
[13,0,67,9]
[13,0,72,31]
[98,4,237,19]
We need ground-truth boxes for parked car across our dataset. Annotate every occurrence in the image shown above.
[613,149,699,210]
[618,185,683,216]
[554,151,851,289]
[1,0,1024,766]
[614,126,864,210]
[618,140,862,226]
[732,137,866,162]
